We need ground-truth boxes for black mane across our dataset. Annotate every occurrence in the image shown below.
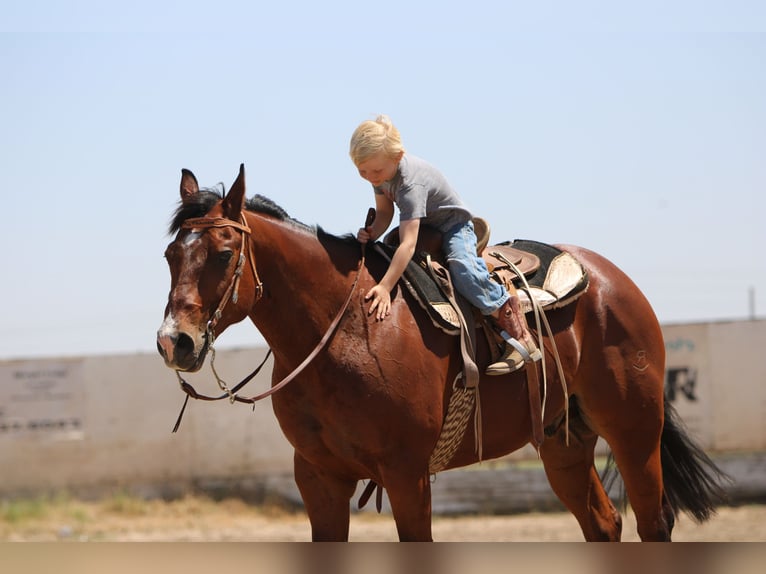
[168,188,306,235]
[168,190,221,234]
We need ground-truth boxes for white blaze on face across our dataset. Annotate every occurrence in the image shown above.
[183,231,201,246]
[157,313,179,340]
[162,232,204,333]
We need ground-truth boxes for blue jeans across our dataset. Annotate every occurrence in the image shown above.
[443,220,509,315]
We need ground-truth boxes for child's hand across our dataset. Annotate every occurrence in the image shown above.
[365,284,391,320]
[357,226,372,243]
[357,207,378,243]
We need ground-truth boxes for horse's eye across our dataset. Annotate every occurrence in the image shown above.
[218,250,234,264]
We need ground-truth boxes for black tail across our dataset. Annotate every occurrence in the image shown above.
[660,398,731,522]
[601,397,732,522]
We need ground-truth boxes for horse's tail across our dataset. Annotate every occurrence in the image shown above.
[601,397,732,522]
[659,398,731,522]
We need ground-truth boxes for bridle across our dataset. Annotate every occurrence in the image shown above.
[170,210,371,432]
[180,215,264,335]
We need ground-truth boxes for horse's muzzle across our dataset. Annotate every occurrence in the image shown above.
[156,325,209,372]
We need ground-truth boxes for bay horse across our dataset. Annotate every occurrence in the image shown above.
[157,164,728,541]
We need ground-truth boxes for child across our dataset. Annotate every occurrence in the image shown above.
[351,115,541,375]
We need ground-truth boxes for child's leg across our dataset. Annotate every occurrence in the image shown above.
[442,220,507,313]
[486,285,542,373]
[443,220,540,375]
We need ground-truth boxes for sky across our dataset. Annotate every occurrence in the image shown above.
[1,2,764,360]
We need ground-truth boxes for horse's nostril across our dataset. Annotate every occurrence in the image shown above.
[176,332,195,357]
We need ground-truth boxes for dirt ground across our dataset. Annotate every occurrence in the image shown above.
[2,496,765,541]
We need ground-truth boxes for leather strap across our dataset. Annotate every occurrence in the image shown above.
[424,256,480,390]
[182,217,251,233]
[172,210,372,431]
[357,480,383,513]
[525,356,544,448]
[491,251,570,448]
[182,215,264,334]
[175,253,365,407]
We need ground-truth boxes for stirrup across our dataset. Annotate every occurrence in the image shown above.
[485,332,542,376]
[502,332,542,364]
[486,348,525,375]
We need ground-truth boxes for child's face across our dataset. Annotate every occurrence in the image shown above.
[356,151,401,187]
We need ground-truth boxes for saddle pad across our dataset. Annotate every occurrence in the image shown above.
[373,243,462,335]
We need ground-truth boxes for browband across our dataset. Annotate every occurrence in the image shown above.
[181,217,251,233]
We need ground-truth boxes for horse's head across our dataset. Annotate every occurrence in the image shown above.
[157,164,258,372]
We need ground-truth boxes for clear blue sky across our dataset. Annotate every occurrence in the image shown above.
[1,2,764,359]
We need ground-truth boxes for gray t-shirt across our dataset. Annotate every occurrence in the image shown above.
[375,154,473,232]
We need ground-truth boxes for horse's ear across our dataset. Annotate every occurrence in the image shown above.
[223,164,246,220]
[180,169,199,203]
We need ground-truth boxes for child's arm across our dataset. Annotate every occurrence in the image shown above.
[379,219,419,290]
[365,218,420,320]
[369,193,395,241]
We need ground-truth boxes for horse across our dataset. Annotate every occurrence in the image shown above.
[157,164,728,541]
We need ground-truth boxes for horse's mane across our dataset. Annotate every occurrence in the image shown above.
[167,188,364,259]
[168,188,310,235]
[317,227,359,247]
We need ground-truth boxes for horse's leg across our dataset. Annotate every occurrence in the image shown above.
[607,430,670,541]
[581,376,670,540]
[540,419,623,541]
[587,357,669,540]
[293,452,357,541]
[382,469,434,541]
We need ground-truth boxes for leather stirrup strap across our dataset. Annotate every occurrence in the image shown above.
[525,357,544,449]
[502,282,544,448]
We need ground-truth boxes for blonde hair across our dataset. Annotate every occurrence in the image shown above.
[349,114,406,165]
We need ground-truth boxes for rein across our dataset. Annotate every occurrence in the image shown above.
[171,211,371,432]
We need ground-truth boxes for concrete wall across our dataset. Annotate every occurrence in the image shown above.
[1,319,765,499]
[0,348,293,496]
[663,320,766,451]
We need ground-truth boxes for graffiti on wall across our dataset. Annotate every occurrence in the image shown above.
[664,336,699,404]
[0,361,85,441]
[665,367,698,402]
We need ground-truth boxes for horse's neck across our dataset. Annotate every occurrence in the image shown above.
[245,212,357,354]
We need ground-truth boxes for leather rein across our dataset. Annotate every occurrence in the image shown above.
[171,212,369,432]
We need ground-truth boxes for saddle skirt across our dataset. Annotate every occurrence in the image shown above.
[376,233,589,335]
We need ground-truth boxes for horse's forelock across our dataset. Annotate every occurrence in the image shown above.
[168,189,223,234]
